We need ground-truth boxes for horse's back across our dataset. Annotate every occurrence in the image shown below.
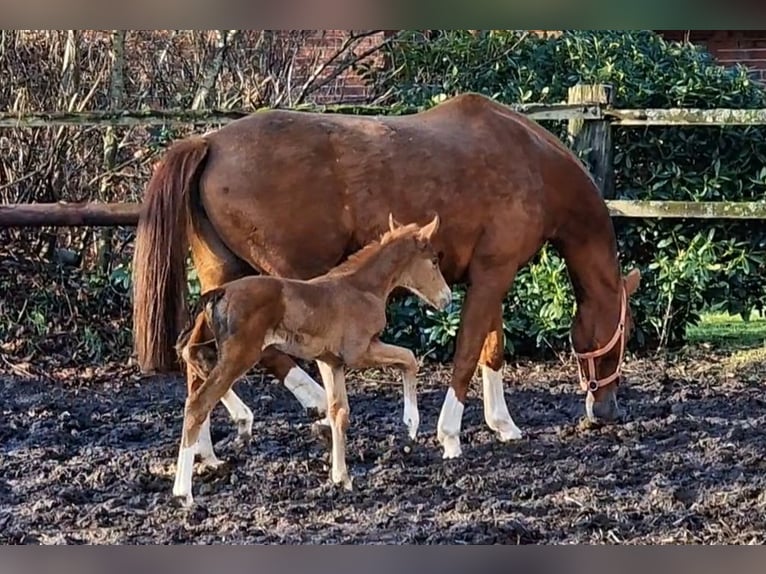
[194,93,602,283]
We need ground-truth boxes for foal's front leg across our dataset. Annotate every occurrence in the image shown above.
[315,360,352,490]
[352,340,420,441]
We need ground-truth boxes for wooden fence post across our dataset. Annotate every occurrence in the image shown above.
[567,83,615,198]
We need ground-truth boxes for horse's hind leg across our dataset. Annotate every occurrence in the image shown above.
[480,306,522,442]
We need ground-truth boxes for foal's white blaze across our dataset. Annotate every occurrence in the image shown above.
[481,365,523,441]
[172,438,196,507]
[437,387,464,459]
[220,389,254,439]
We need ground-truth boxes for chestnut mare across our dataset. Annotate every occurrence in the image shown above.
[132,92,641,460]
[172,215,450,506]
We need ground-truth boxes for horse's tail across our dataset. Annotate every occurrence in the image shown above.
[132,137,210,374]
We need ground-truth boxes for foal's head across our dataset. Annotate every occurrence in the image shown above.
[383,214,452,310]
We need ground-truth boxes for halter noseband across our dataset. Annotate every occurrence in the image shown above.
[572,285,628,393]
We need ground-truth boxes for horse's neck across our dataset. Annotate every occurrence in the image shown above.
[555,230,623,349]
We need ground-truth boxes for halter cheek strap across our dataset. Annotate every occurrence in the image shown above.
[572,285,628,393]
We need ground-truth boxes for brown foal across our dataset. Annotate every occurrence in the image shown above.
[172,215,450,507]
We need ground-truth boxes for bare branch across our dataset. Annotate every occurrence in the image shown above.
[191,30,239,110]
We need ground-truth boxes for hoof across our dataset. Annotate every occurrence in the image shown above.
[311,420,333,445]
[400,430,416,455]
[439,435,462,460]
[197,458,228,475]
[332,474,353,491]
[236,419,253,442]
[491,420,523,442]
[306,406,325,421]
[171,493,194,509]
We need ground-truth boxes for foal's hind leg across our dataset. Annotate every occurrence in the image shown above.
[316,360,352,490]
[180,313,253,466]
[173,340,264,507]
[480,307,522,442]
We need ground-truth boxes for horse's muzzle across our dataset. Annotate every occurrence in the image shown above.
[585,387,622,423]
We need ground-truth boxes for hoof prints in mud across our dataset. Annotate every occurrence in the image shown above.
[1,356,766,544]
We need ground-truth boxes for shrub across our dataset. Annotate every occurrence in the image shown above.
[359,30,766,360]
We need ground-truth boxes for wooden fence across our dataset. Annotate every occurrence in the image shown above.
[1,83,766,228]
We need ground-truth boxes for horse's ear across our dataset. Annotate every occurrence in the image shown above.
[388,213,402,232]
[418,214,440,241]
[624,267,641,296]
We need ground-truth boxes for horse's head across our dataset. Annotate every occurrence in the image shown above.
[571,267,641,425]
[387,213,452,311]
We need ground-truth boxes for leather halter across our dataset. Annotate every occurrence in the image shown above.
[572,284,628,393]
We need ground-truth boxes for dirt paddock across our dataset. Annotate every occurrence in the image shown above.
[1,349,765,544]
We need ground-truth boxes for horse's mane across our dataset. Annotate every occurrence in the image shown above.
[325,223,419,277]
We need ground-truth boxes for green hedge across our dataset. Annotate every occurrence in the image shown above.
[356,30,766,360]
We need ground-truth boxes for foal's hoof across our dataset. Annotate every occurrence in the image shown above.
[306,406,325,421]
[400,431,417,455]
[171,493,194,509]
[198,458,229,475]
[310,420,333,445]
[332,474,353,491]
[237,432,252,446]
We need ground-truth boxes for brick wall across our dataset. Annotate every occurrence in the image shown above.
[302,30,766,102]
[656,30,766,82]
[294,30,388,104]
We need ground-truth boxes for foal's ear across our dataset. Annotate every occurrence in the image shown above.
[418,214,440,241]
[388,212,403,232]
[624,267,641,296]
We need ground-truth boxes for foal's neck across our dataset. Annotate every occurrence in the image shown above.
[344,243,409,300]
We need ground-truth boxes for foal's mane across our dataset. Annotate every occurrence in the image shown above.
[325,223,420,277]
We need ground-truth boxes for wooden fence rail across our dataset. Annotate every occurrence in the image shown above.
[0,102,604,128]
[2,84,766,228]
[4,104,766,129]
[3,200,766,228]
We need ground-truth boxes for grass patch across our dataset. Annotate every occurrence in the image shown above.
[687,310,766,350]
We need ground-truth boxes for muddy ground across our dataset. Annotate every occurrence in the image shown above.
[1,348,765,544]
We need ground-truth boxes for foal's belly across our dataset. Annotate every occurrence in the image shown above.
[261,328,335,362]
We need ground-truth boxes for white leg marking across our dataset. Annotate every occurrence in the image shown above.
[172,427,196,507]
[220,389,253,439]
[402,372,419,440]
[195,415,224,469]
[284,366,327,414]
[481,365,522,441]
[437,387,464,459]
[316,361,352,490]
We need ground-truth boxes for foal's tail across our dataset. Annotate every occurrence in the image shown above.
[132,137,210,374]
[200,287,227,342]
